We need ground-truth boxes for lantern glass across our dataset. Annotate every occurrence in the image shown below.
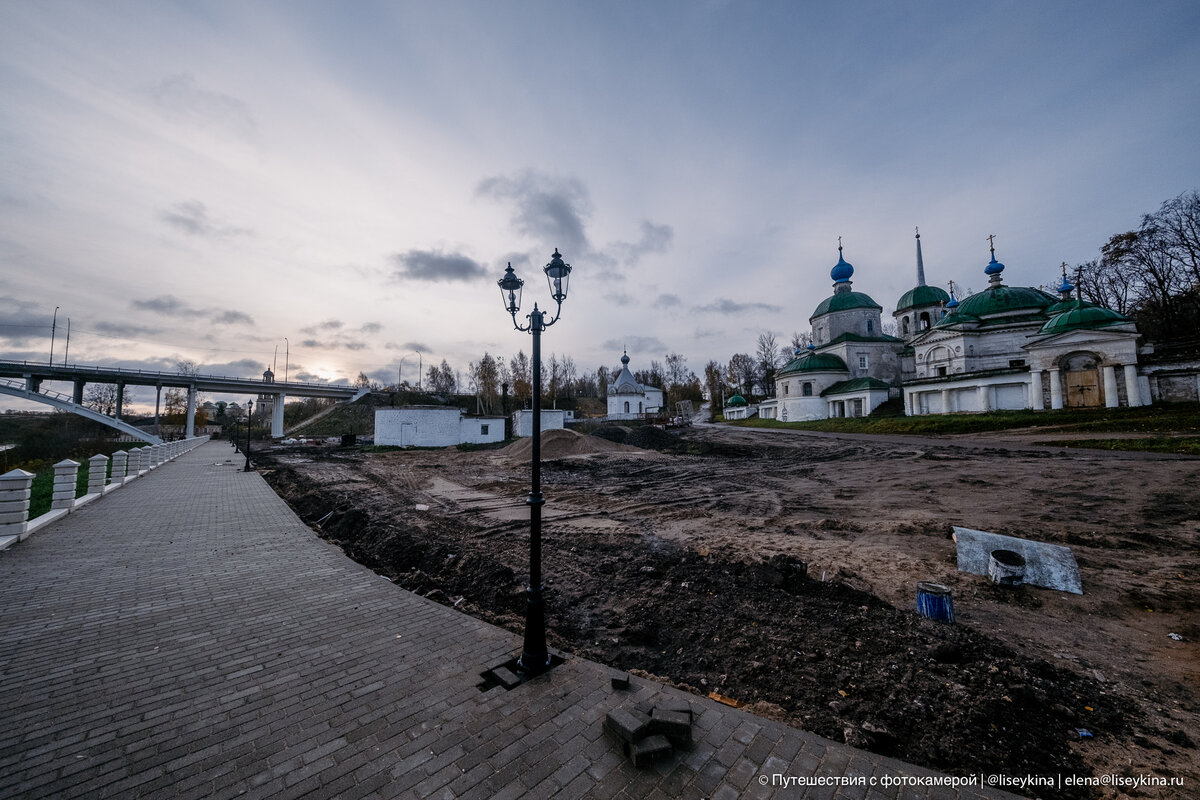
[497,263,524,315]
[543,248,571,303]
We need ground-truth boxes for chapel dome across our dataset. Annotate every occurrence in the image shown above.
[810,291,882,320]
[777,349,850,375]
[726,394,748,407]
[895,284,950,312]
[1039,303,1129,335]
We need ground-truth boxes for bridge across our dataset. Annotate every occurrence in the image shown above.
[0,360,368,442]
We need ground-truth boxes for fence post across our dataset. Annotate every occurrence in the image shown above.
[111,450,128,485]
[88,454,109,496]
[52,459,79,510]
[0,468,34,540]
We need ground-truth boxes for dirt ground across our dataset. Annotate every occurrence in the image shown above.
[256,424,1199,799]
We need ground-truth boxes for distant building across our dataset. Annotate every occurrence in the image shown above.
[607,351,664,419]
[758,232,1155,420]
[375,407,504,447]
[722,394,758,420]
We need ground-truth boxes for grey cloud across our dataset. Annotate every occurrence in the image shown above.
[292,371,327,383]
[212,310,254,325]
[300,319,345,334]
[342,341,367,351]
[614,220,674,266]
[300,339,322,348]
[91,321,163,337]
[148,73,258,142]
[695,299,782,314]
[132,295,205,316]
[653,293,682,309]
[359,322,383,334]
[385,341,430,352]
[477,170,591,255]
[390,250,487,283]
[160,200,251,239]
[601,336,665,355]
[603,291,635,305]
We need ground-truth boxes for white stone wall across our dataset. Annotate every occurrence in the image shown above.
[376,408,465,447]
[459,416,505,444]
[513,409,567,438]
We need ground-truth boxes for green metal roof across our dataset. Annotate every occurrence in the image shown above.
[934,285,1056,328]
[821,377,894,396]
[825,332,905,345]
[1039,302,1129,335]
[777,351,849,375]
[810,291,882,320]
[726,394,748,407]
[895,284,950,312]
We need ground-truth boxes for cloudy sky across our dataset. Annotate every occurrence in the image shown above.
[2,1,1198,411]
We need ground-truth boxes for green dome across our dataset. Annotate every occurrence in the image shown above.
[1040,303,1128,334]
[896,284,950,312]
[778,350,849,375]
[726,394,748,407]
[935,285,1055,326]
[810,291,882,320]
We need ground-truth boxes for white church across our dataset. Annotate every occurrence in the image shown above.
[607,351,664,420]
[757,232,1149,421]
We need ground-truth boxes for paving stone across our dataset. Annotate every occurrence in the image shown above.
[0,441,1021,800]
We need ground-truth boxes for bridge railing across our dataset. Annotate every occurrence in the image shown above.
[0,359,357,393]
[0,436,211,551]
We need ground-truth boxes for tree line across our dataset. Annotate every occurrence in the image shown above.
[1075,190,1200,343]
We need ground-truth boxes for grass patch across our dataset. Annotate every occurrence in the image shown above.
[731,402,1200,437]
[1041,437,1200,455]
[28,463,91,519]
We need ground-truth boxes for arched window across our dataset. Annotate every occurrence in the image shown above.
[866,319,874,334]
[624,401,630,413]
[802,382,813,397]
[920,312,931,330]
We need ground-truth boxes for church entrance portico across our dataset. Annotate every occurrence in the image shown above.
[1060,352,1104,409]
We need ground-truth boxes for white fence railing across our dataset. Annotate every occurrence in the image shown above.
[0,436,211,551]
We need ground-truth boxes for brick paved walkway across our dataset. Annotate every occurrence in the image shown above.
[0,441,1018,799]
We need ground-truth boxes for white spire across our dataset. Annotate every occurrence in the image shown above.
[915,227,926,287]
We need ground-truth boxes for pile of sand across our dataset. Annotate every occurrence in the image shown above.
[500,428,641,460]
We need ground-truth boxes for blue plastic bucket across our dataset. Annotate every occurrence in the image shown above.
[916,581,954,623]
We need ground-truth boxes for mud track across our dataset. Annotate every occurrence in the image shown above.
[257,425,1199,799]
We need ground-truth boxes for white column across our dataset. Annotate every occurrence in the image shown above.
[0,468,34,538]
[1029,371,1043,410]
[272,392,285,437]
[52,460,79,510]
[1123,364,1142,407]
[185,386,196,438]
[1049,368,1063,410]
[110,450,128,485]
[87,454,108,496]
[905,391,916,416]
[977,385,990,413]
[940,389,951,415]
[1103,365,1119,408]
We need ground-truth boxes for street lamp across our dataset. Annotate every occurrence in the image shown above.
[49,306,59,365]
[284,338,289,383]
[243,399,254,471]
[496,248,572,676]
[400,351,422,391]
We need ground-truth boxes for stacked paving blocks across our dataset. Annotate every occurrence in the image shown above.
[604,695,695,767]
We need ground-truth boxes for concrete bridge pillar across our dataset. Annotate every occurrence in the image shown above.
[272,393,285,438]
[185,386,196,438]
[116,383,126,420]
[73,380,85,405]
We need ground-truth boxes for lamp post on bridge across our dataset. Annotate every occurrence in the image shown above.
[496,248,572,676]
[49,306,59,365]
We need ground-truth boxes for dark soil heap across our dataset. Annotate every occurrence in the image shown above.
[260,444,1135,800]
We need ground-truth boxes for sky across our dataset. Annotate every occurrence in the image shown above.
[2,0,1199,412]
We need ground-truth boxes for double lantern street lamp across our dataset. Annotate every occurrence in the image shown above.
[243,399,254,472]
[497,248,572,676]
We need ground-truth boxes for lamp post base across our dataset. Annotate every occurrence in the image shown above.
[517,585,550,675]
